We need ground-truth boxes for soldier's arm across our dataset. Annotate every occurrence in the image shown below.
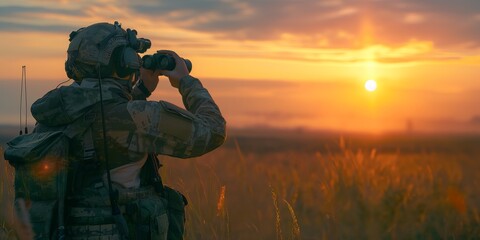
[131,80,151,100]
[179,75,226,154]
[125,50,225,157]
[126,76,226,158]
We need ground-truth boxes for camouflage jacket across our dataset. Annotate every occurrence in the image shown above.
[30,76,226,187]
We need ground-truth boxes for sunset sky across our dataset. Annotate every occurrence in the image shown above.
[0,0,479,133]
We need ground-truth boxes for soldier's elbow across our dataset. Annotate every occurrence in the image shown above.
[186,123,226,158]
[211,132,227,150]
[207,119,226,148]
[188,132,225,158]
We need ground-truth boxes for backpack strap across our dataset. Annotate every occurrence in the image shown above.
[82,107,97,162]
[63,109,96,139]
[83,127,96,162]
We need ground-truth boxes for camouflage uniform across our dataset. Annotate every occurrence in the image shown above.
[29,74,226,239]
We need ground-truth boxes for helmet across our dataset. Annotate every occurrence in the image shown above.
[65,21,151,81]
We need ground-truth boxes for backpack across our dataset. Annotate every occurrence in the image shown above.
[4,117,93,239]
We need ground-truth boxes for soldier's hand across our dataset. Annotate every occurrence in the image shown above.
[139,68,160,92]
[156,50,189,88]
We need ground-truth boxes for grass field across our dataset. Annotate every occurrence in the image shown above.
[2,132,480,239]
[1,146,18,239]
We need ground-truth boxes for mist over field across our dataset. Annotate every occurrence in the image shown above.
[1,79,480,135]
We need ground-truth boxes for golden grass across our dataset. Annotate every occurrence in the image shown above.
[0,147,23,240]
[270,186,283,240]
[161,137,480,239]
[2,135,480,239]
[283,199,300,240]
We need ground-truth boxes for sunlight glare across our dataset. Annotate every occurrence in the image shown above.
[365,79,377,92]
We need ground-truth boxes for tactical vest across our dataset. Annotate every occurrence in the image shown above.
[64,104,187,240]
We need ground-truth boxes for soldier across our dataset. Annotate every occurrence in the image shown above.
[28,21,226,239]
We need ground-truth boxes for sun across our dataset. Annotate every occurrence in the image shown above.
[365,79,377,92]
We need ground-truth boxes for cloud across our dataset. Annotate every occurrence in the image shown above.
[3,0,480,49]
[471,116,480,125]
[0,5,81,32]
[129,0,480,49]
[1,0,480,65]
[403,13,425,24]
[0,5,79,16]
[131,1,360,43]
[0,21,71,32]
[191,40,457,64]
[243,111,316,121]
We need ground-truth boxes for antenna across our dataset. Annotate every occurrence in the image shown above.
[19,66,28,135]
[24,66,28,134]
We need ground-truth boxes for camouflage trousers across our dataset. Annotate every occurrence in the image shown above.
[65,183,185,240]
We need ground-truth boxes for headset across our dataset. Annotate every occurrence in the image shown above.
[65,21,151,81]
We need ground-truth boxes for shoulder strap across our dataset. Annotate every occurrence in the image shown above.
[63,109,96,139]
[83,127,96,162]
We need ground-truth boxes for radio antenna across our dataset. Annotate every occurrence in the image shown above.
[19,66,28,135]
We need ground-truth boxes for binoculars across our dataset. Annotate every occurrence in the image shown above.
[142,53,192,72]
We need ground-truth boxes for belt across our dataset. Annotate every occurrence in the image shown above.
[67,185,157,224]
[67,206,124,225]
[65,223,120,239]
[117,185,156,204]
[69,184,158,206]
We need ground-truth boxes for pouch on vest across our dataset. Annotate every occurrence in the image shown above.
[164,186,187,240]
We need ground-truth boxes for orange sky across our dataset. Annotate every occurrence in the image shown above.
[0,0,479,133]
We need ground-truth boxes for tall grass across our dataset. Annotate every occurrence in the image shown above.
[162,137,480,239]
[0,147,20,239]
[2,136,480,239]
